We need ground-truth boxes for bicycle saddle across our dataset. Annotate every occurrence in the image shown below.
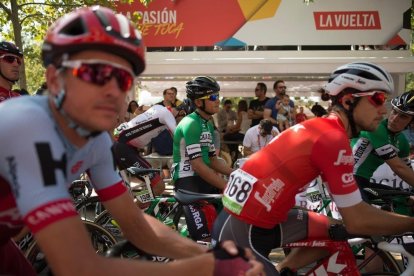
[174,189,222,205]
[126,167,160,177]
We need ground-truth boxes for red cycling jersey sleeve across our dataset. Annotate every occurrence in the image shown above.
[222,115,361,229]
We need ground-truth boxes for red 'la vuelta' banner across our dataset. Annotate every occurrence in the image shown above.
[115,0,411,47]
[313,11,381,30]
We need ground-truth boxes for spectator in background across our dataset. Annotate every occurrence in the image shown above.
[156,87,177,107]
[234,100,251,135]
[170,86,183,106]
[125,100,140,122]
[248,82,269,127]
[0,41,23,103]
[311,102,328,117]
[242,119,279,156]
[276,94,294,131]
[217,99,237,134]
[217,99,239,163]
[224,100,249,164]
[264,80,295,127]
[295,106,308,123]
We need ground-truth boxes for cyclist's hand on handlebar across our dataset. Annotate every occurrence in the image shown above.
[210,240,264,276]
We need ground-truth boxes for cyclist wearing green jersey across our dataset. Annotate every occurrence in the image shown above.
[352,90,414,200]
[172,76,234,241]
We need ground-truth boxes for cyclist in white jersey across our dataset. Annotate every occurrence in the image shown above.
[113,104,186,196]
[0,6,263,276]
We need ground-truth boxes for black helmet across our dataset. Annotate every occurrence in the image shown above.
[186,76,220,100]
[0,41,23,57]
[175,100,192,115]
[391,91,414,116]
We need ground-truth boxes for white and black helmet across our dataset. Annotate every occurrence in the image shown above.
[325,62,394,96]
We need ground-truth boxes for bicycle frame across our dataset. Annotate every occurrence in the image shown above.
[284,238,360,275]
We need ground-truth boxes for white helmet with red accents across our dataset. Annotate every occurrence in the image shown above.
[325,62,394,96]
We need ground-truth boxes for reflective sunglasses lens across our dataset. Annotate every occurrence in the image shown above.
[72,63,133,92]
[369,93,386,106]
[209,94,219,101]
[2,55,21,65]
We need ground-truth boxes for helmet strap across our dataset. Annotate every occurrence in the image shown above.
[199,99,214,116]
[52,87,101,139]
[0,70,18,85]
[340,96,361,138]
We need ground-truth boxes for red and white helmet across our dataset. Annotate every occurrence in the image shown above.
[42,6,145,75]
[325,62,394,96]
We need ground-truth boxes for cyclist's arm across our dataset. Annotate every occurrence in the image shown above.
[339,201,414,236]
[210,155,234,176]
[33,216,216,276]
[385,156,414,188]
[190,157,228,190]
[103,191,207,259]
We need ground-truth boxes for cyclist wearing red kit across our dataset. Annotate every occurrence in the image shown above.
[0,6,263,276]
[213,62,414,275]
[0,41,23,102]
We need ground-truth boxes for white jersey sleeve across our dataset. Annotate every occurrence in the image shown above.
[115,105,176,148]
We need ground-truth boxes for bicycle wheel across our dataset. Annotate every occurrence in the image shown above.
[94,209,124,240]
[105,239,171,263]
[25,221,117,274]
[357,242,402,275]
[76,196,105,221]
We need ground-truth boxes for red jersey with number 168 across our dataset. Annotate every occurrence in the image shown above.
[222,114,362,229]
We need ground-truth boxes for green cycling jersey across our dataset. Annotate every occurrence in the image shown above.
[171,112,216,181]
[351,119,410,180]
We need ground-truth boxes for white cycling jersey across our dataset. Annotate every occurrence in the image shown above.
[0,96,125,243]
[115,105,176,148]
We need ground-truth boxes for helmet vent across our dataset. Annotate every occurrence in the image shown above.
[59,18,87,36]
[346,69,381,81]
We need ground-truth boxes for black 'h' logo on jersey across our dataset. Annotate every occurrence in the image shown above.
[35,143,67,186]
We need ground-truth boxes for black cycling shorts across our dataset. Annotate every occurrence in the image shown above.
[212,209,320,276]
[174,176,221,241]
[112,141,161,187]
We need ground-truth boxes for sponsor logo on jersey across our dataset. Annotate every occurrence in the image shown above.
[189,205,204,230]
[70,161,83,174]
[333,150,354,166]
[254,178,285,212]
[353,138,370,164]
[341,173,354,185]
[200,131,212,145]
[26,200,76,227]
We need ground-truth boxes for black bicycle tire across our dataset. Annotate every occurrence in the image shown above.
[357,243,402,275]
[25,221,117,274]
[75,196,105,221]
[94,209,124,240]
[105,239,172,262]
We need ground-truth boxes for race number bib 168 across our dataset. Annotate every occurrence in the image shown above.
[223,169,257,215]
